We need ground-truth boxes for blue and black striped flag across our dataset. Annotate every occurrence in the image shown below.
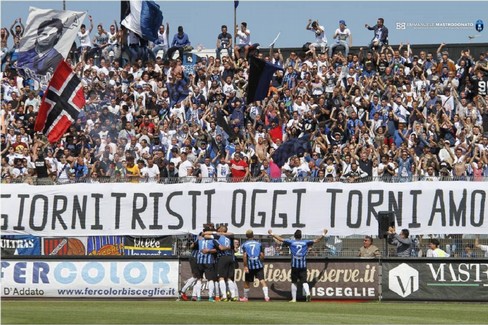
[246,56,283,103]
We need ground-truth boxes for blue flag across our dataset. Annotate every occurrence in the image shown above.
[182,52,201,75]
[246,56,283,103]
[167,75,190,108]
[121,0,163,42]
[234,1,239,9]
[272,134,311,167]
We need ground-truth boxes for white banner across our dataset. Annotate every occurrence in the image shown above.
[1,260,178,298]
[1,182,486,236]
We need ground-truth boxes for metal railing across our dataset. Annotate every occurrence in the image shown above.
[2,175,487,185]
[174,234,488,258]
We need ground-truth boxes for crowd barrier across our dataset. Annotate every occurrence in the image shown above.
[1,257,487,301]
[4,176,488,185]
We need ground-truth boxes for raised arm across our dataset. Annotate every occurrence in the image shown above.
[306,19,313,30]
[9,18,19,36]
[268,229,285,242]
[313,229,328,243]
[88,15,94,33]
[474,235,484,249]
[436,42,445,55]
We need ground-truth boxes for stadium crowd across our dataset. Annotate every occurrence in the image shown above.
[1,17,488,185]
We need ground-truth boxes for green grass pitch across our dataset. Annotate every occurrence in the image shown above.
[2,299,488,324]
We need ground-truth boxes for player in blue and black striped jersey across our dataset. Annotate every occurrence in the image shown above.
[203,224,239,302]
[195,228,218,302]
[240,229,270,302]
[268,228,328,302]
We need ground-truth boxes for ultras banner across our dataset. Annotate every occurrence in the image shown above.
[1,260,178,298]
[180,258,379,300]
[1,182,486,236]
[382,261,488,301]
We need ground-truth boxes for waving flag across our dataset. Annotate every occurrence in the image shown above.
[272,134,312,168]
[247,56,283,103]
[121,0,163,41]
[234,1,239,9]
[35,60,85,143]
[121,0,131,22]
[16,7,86,79]
[216,109,236,140]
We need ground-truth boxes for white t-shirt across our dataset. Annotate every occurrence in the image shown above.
[216,163,230,181]
[141,165,160,180]
[334,28,351,42]
[199,163,209,178]
[108,104,120,115]
[439,94,455,115]
[480,244,488,257]
[170,105,185,120]
[392,102,409,123]
[312,26,327,44]
[293,162,310,178]
[24,97,41,112]
[178,160,193,177]
[426,248,449,257]
[45,157,56,174]
[237,29,251,46]
[108,31,118,46]
[154,30,168,50]
[78,30,92,48]
[55,160,70,182]
[11,166,28,178]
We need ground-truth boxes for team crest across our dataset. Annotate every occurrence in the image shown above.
[475,19,483,32]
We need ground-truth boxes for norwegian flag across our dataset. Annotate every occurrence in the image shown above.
[34,60,85,143]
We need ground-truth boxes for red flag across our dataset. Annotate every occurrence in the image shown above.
[35,60,85,143]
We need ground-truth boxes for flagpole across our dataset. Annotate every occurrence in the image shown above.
[63,0,66,10]
[233,2,237,51]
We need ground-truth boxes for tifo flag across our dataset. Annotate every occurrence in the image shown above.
[246,56,283,103]
[35,60,85,143]
[16,7,86,79]
[1,235,41,256]
[121,0,163,42]
[272,134,311,168]
[234,1,239,9]
[181,52,201,75]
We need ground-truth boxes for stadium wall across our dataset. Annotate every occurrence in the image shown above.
[1,257,487,301]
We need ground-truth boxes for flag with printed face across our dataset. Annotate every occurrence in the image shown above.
[121,0,163,42]
[16,7,86,79]
[246,56,283,103]
[34,60,85,143]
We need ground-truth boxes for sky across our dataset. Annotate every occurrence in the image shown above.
[1,0,487,50]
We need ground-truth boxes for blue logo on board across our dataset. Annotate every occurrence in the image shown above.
[475,20,484,32]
